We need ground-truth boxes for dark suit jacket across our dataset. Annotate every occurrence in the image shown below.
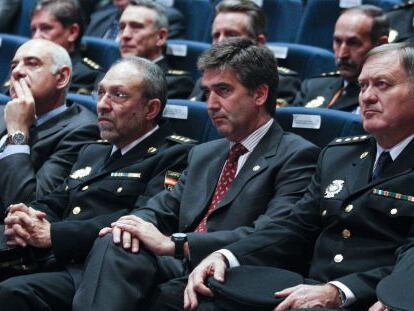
[85,4,185,39]
[0,103,99,216]
[29,126,193,264]
[133,122,319,265]
[226,135,414,309]
[189,67,301,106]
[293,73,360,112]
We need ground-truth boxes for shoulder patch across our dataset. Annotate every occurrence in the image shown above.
[82,57,101,70]
[167,134,197,144]
[329,135,370,146]
[277,66,296,75]
[167,69,189,76]
[392,1,414,10]
[320,71,341,77]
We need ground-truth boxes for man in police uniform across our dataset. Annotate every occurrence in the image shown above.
[189,0,301,107]
[69,38,319,311]
[0,56,193,310]
[293,5,389,112]
[30,0,102,94]
[0,38,99,217]
[176,42,414,311]
[110,0,193,99]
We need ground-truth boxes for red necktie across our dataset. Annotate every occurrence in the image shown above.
[194,143,248,232]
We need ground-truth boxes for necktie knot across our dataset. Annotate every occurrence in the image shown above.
[228,143,248,163]
[103,149,122,168]
[372,151,392,181]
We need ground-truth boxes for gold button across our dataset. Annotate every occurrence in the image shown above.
[65,185,69,191]
[322,210,327,216]
[334,254,343,263]
[345,204,353,213]
[72,206,81,215]
[342,229,351,239]
[116,187,123,193]
[390,208,398,215]
[81,185,89,191]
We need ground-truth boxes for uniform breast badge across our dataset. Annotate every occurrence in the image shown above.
[324,180,344,198]
[305,96,325,108]
[70,166,92,179]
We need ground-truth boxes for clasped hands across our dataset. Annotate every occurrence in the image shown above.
[99,215,175,256]
[4,203,50,248]
[184,253,342,311]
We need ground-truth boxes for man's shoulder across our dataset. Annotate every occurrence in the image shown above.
[64,102,98,124]
[389,1,414,12]
[327,134,370,147]
[304,71,342,85]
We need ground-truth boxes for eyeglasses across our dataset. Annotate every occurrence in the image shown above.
[92,88,131,104]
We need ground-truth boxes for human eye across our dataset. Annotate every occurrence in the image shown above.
[216,85,232,98]
[375,80,389,90]
[113,90,129,100]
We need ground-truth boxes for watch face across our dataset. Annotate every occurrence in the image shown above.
[12,132,26,145]
[173,233,187,239]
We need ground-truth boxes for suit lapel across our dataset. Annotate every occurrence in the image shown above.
[215,122,282,211]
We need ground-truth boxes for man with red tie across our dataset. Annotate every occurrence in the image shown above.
[69,38,320,311]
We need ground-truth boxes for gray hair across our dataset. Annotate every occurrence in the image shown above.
[110,56,167,120]
[49,43,72,74]
[198,37,278,116]
[128,0,169,30]
[364,42,414,89]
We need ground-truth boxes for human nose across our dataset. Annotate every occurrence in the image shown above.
[359,84,377,105]
[206,91,220,111]
[11,62,26,81]
[96,92,113,113]
[336,42,350,59]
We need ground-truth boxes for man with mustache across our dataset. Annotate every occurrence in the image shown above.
[0,38,99,217]
[0,56,192,309]
[293,5,389,112]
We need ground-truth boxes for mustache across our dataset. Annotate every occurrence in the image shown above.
[335,58,358,68]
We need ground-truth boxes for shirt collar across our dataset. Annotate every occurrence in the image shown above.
[111,125,159,156]
[35,104,68,127]
[376,133,414,162]
[230,118,274,152]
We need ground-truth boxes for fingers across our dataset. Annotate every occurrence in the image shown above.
[7,203,30,214]
[99,227,112,237]
[5,211,34,230]
[131,237,139,253]
[122,230,132,249]
[112,226,122,244]
[19,78,34,102]
[274,285,296,297]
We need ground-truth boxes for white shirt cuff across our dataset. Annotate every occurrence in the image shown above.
[0,143,30,160]
[329,281,356,307]
[215,249,240,268]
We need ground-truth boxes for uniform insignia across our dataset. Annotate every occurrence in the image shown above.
[167,135,197,144]
[276,98,288,107]
[252,165,261,172]
[96,139,110,143]
[393,1,414,10]
[389,29,399,43]
[147,147,157,154]
[164,170,181,191]
[82,57,101,70]
[70,166,92,179]
[3,79,10,89]
[167,69,187,75]
[360,151,369,159]
[76,87,91,95]
[372,188,414,202]
[324,180,344,198]
[111,172,141,178]
[305,96,325,108]
[277,66,295,75]
[321,71,340,77]
[331,135,369,145]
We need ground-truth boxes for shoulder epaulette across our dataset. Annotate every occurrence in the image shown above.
[320,71,341,77]
[167,134,197,144]
[277,66,297,75]
[329,135,370,146]
[392,1,414,10]
[167,69,189,76]
[82,57,101,71]
[93,139,111,144]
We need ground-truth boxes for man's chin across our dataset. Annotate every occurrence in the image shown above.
[338,68,358,81]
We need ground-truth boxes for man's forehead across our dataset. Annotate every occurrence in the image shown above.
[121,5,156,24]
[101,65,143,87]
[14,43,50,62]
[214,12,250,32]
[359,52,401,78]
[335,12,373,37]
[202,67,239,85]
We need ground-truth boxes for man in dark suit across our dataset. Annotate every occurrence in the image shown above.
[293,5,389,113]
[0,38,98,217]
[29,0,102,95]
[69,37,319,311]
[113,0,193,99]
[0,56,193,310]
[188,0,301,107]
[179,42,414,311]
[85,0,185,40]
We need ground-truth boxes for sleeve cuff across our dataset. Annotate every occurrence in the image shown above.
[0,144,30,160]
[215,249,240,268]
[329,280,356,307]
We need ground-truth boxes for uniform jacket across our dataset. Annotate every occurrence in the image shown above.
[227,135,414,309]
[70,50,102,95]
[293,73,360,112]
[0,103,99,216]
[189,67,301,106]
[386,1,414,43]
[30,126,193,264]
[85,4,185,39]
[133,122,320,265]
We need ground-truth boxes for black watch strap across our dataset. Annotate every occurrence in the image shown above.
[171,233,187,260]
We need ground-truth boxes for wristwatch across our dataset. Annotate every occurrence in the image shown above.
[8,131,27,145]
[171,233,187,259]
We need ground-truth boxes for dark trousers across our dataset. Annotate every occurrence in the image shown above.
[72,234,186,311]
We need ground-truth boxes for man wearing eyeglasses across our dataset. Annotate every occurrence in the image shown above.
[0,56,193,306]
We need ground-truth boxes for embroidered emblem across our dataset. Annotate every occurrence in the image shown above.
[164,170,182,191]
[372,189,414,202]
[324,180,344,198]
[70,166,92,179]
[360,152,369,159]
[305,96,325,108]
[111,172,141,178]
